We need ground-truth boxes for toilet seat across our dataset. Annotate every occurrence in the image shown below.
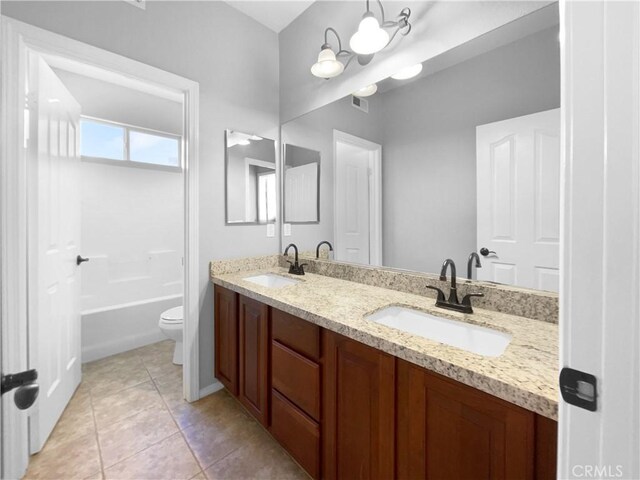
[160,306,183,324]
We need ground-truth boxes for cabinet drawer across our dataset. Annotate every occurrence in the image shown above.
[272,308,320,361]
[272,340,320,420]
[271,389,320,480]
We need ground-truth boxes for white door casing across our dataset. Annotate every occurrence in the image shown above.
[27,54,82,453]
[1,17,201,478]
[333,130,382,266]
[559,1,640,478]
[476,109,560,292]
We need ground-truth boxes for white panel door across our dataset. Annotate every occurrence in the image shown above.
[27,55,82,453]
[476,108,560,292]
[284,162,318,222]
[335,142,370,264]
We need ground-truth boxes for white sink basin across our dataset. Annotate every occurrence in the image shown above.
[243,273,301,288]
[367,306,511,357]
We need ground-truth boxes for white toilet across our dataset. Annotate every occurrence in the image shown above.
[159,306,183,365]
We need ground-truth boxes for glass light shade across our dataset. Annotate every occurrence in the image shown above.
[311,47,344,79]
[352,84,377,97]
[349,14,389,55]
[391,63,423,80]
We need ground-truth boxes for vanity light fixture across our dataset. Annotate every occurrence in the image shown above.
[391,63,423,80]
[350,12,389,55]
[353,84,378,97]
[310,0,412,79]
[310,36,346,79]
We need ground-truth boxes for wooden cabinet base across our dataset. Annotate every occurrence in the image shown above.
[323,331,396,480]
[214,292,558,480]
[270,389,320,479]
[238,295,269,426]
[214,286,238,395]
[396,358,557,480]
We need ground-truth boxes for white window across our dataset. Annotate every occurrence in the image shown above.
[80,117,181,169]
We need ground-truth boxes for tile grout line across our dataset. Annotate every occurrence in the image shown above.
[151,372,214,474]
[95,349,180,474]
[88,385,106,479]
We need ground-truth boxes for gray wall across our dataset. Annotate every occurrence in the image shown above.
[280,26,560,275]
[3,0,280,390]
[380,26,560,274]
[278,1,553,122]
[281,94,383,252]
[53,69,183,135]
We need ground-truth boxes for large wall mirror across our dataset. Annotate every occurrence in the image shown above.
[280,4,561,293]
[225,130,277,225]
[283,144,320,223]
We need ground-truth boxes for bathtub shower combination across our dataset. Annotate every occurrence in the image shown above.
[79,159,184,364]
[80,249,183,363]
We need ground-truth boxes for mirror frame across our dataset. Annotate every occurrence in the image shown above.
[282,142,321,225]
[224,129,278,226]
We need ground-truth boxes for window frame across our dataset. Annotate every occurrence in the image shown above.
[80,115,182,172]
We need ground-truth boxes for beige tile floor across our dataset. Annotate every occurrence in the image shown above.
[24,340,308,480]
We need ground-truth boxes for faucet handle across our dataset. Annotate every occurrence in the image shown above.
[461,292,484,306]
[426,285,446,302]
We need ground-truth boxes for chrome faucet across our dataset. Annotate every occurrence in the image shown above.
[467,252,482,280]
[283,243,306,275]
[426,258,484,314]
[315,240,334,259]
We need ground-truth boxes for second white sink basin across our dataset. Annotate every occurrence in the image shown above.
[243,273,301,288]
[367,306,511,357]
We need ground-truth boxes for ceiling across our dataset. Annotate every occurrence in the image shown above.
[224,1,315,33]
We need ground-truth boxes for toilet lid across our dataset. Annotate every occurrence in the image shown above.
[161,306,183,323]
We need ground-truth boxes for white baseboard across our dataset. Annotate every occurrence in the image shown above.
[199,381,224,399]
[82,330,166,363]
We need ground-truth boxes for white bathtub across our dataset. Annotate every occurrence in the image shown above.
[81,294,182,363]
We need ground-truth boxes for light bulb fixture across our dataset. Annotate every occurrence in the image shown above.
[311,43,345,79]
[353,84,378,97]
[350,12,389,55]
[310,0,412,79]
[391,63,423,80]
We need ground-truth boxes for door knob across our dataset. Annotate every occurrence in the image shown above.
[1,369,39,410]
[76,255,90,265]
[479,247,496,257]
[14,384,39,410]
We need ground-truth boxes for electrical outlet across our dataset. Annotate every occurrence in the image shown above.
[284,223,292,236]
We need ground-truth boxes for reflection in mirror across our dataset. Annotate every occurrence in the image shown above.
[283,144,320,223]
[280,8,561,292]
[225,130,276,225]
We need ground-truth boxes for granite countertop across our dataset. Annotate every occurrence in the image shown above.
[211,267,559,420]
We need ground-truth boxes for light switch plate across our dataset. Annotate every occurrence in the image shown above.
[284,223,292,236]
[266,224,275,237]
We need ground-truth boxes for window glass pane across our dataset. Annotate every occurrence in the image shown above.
[129,131,180,167]
[81,120,125,160]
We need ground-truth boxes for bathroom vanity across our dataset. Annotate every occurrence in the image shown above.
[211,260,558,480]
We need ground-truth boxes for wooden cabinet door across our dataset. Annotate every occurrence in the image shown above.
[238,295,270,426]
[397,359,536,480]
[323,331,395,480]
[214,285,238,395]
